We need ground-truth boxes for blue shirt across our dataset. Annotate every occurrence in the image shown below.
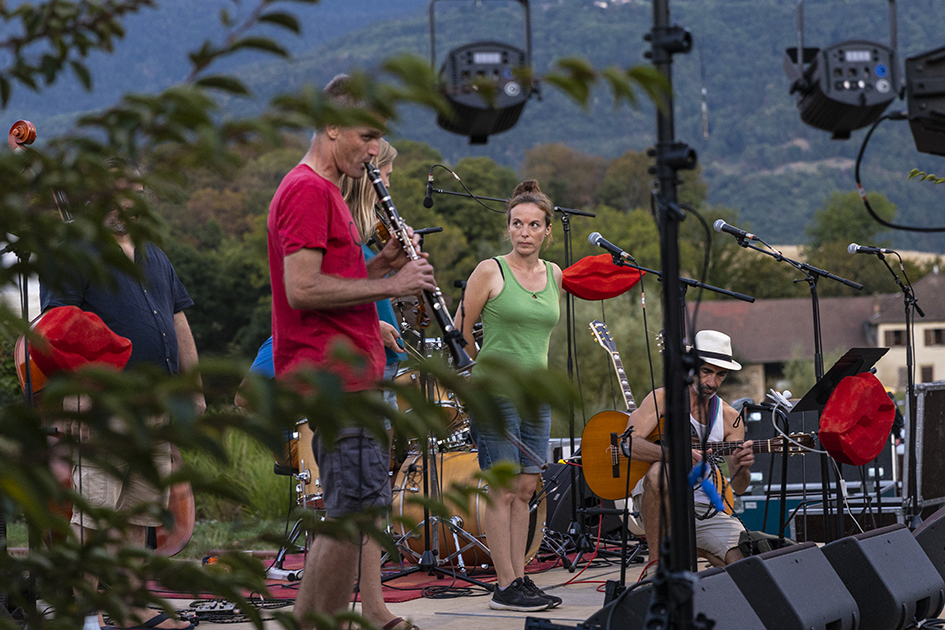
[40,242,194,375]
[363,245,407,365]
[249,337,275,379]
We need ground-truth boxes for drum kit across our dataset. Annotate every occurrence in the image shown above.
[275,300,546,574]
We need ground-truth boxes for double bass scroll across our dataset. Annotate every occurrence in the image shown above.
[364,162,474,372]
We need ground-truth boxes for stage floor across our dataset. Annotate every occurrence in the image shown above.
[161,551,658,630]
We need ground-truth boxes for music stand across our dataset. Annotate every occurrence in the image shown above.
[789,347,888,541]
[792,347,889,414]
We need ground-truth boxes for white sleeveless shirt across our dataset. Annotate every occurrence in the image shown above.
[690,399,724,505]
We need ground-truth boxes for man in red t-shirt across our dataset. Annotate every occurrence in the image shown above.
[268,75,436,629]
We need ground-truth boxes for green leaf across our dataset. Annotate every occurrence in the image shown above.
[40,53,60,85]
[195,75,250,96]
[258,11,300,33]
[227,36,287,58]
[0,76,9,107]
[70,61,92,91]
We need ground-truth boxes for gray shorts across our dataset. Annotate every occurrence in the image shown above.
[312,429,392,518]
[471,397,550,474]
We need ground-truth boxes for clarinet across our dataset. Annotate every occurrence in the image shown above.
[364,162,475,372]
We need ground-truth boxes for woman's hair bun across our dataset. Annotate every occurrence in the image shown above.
[512,179,541,197]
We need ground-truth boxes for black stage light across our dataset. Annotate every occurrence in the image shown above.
[905,46,945,157]
[430,0,539,145]
[786,41,898,139]
[784,1,900,140]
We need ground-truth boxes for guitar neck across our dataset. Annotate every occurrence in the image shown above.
[609,352,636,413]
[706,438,789,456]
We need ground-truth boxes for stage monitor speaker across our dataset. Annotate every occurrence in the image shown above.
[822,524,945,630]
[542,463,623,539]
[906,45,945,157]
[725,541,858,630]
[913,505,945,585]
[582,567,765,630]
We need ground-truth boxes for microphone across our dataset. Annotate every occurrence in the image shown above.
[423,168,434,208]
[713,219,758,241]
[588,232,634,262]
[848,243,896,255]
[414,226,442,236]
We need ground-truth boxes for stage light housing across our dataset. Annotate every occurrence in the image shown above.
[905,46,945,157]
[785,40,899,140]
[430,0,538,145]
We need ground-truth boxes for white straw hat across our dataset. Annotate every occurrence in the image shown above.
[694,330,741,371]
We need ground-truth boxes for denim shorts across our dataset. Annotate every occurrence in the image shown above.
[312,429,392,518]
[470,397,550,474]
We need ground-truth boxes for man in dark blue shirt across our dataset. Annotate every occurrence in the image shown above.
[40,201,203,630]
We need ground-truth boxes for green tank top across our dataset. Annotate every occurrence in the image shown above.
[473,257,560,380]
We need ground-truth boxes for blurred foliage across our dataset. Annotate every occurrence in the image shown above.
[0,2,664,629]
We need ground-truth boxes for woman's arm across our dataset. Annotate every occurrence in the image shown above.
[453,260,501,360]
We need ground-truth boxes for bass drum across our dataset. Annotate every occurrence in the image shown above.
[391,451,545,567]
[294,420,323,509]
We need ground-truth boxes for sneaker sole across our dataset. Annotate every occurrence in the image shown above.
[489,600,550,612]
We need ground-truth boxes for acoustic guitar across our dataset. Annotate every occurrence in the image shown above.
[581,320,814,505]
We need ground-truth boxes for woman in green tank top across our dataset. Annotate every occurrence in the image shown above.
[454,180,563,612]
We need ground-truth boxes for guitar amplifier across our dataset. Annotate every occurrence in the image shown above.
[792,499,902,542]
[906,381,945,511]
[744,408,895,487]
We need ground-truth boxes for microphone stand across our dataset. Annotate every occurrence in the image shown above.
[604,257,755,304]
[728,238,862,542]
[429,182,602,571]
[874,253,924,527]
[430,187,597,217]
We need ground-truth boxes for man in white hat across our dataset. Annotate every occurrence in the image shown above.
[624,330,754,569]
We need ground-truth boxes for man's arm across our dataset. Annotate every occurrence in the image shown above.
[626,388,704,469]
[174,311,206,415]
[722,404,753,494]
[624,389,669,464]
[283,248,436,311]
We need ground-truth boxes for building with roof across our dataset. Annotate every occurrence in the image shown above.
[688,268,945,402]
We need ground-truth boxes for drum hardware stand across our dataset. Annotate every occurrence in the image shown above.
[266,518,306,581]
[381,329,495,591]
[266,453,318,581]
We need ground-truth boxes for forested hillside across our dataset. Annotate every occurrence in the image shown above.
[6,0,945,249]
[234,0,945,250]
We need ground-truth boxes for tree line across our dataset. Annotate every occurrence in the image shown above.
[152,136,937,429]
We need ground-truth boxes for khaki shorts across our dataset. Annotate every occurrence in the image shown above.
[71,440,173,529]
[692,502,743,559]
[631,479,743,560]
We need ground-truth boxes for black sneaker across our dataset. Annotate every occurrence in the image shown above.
[522,576,562,608]
[489,578,551,612]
